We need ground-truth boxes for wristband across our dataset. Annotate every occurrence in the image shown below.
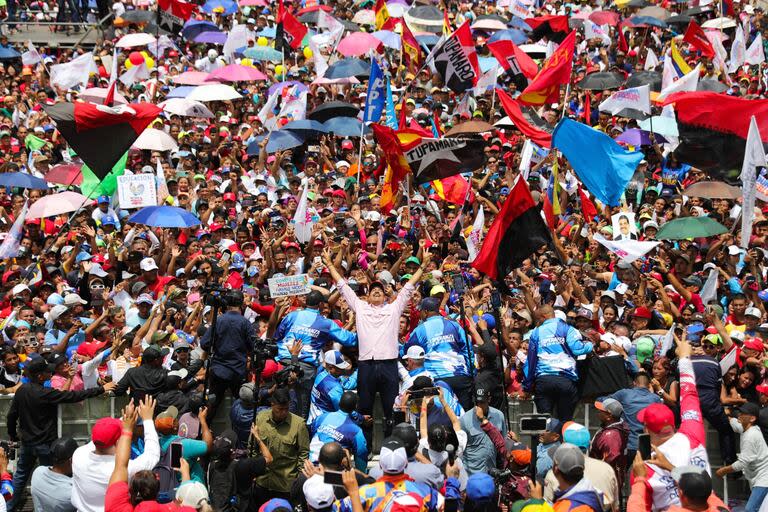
[121,431,133,438]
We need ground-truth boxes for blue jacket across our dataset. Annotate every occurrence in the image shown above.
[200,311,255,380]
[274,308,357,365]
[523,318,592,390]
[404,315,474,379]
[310,410,368,471]
[308,368,344,426]
[230,398,255,448]
[607,386,662,450]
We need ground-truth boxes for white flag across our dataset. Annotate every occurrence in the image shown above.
[473,65,499,94]
[584,21,611,46]
[644,48,659,71]
[705,31,730,76]
[50,52,98,90]
[278,89,307,121]
[598,85,651,115]
[594,234,660,263]
[729,25,747,73]
[224,24,249,61]
[740,116,766,249]
[699,266,719,305]
[660,323,676,357]
[119,62,150,86]
[148,35,178,58]
[292,187,313,243]
[658,64,700,100]
[661,52,676,91]
[466,207,485,261]
[318,10,344,39]
[21,40,41,66]
[156,158,169,206]
[109,47,119,85]
[747,33,765,65]
[0,202,28,259]
[309,33,331,78]
[257,88,281,131]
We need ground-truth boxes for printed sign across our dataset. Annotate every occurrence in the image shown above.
[117,174,157,209]
[268,273,311,298]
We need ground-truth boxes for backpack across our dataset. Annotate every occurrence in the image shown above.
[208,459,248,512]
[153,441,181,503]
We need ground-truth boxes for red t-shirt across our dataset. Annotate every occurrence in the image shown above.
[105,482,196,512]
[144,275,176,299]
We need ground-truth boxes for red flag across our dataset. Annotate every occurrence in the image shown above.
[525,15,569,32]
[401,23,422,72]
[518,31,576,105]
[584,90,591,124]
[157,0,195,27]
[542,193,555,230]
[683,21,715,58]
[617,25,629,53]
[487,40,538,80]
[722,0,735,17]
[578,185,598,220]
[104,80,117,107]
[372,124,412,212]
[662,91,768,141]
[430,21,479,92]
[496,88,552,147]
[277,0,307,50]
[432,175,473,205]
[374,0,396,30]
[398,96,408,129]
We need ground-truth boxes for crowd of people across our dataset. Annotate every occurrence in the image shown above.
[0,0,766,510]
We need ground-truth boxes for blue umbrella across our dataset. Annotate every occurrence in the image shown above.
[243,45,283,62]
[0,47,21,60]
[415,34,440,46]
[0,172,49,189]
[182,20,221,40]
[628,16,668,28]
[202,0,238,15]
[487,28,529,45]
[128,206,201,228]
[194,31,228,44]
[478,56,499,73]
[508,16,532,31]
[323,117,370,137]
[268,80,309,96]
[266,130,305,153]
[283,119,328,137]
[256,26,276,38]
[166,86,196,98]
[324,58,369,79]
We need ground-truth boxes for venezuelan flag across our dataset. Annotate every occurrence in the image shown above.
[670,39,692,77]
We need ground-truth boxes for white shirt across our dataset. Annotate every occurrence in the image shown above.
[70,420,160,512]
[731,420,768,488]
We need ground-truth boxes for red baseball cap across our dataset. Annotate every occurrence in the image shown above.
[637,403,675,434]
[92,417,122,448]
[77,340,108,358]
[341,140,354,150]
[223,192,237,202]
[743,337,765,352]
[632,306,652,319]
[262,359,284,380]
[209,223,223,232]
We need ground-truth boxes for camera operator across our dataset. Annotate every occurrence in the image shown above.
[200,289,255,418]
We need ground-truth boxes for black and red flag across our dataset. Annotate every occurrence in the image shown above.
[471,177,554,290]
[43,102,162,179]
[157,0,195,33]
[427,21,479,93]
[683,21,715,58]
[276,0,308,50]
[525,15,569,43]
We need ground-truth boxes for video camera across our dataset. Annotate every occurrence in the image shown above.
[274,363,305,387]
[202,284,241,308]
[409,386,439,401]
[0,441,17,460]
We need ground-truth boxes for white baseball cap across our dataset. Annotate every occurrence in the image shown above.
[11,284,30,296]
[324,350,351,369]
[402,346,426,360]
[64,293,87,306]
[140,258,159,272]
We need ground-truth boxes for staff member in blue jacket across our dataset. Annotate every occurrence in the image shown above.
[309,391,368,471]
[274,291,357,417]
[308,350,352,426]
[523,305,594,422]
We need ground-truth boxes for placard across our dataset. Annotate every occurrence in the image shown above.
[268,274,310,298]
[117,174,157,209]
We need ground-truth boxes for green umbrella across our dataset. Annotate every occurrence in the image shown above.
[243,46,283,62]
[655,216,728,240]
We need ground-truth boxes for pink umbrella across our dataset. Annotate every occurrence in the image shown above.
[238,0,266,5]
[45,164,83,186]
[588,10,620,26]
[337,32,383,57]
[206,64,268,82]
[172,71,217,85]
[79,87,128,105]
[27,191,92,219]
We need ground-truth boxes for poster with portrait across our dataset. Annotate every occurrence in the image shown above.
[611,212,637,241]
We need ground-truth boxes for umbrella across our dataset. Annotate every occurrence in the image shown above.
[266,130,305,153]
[639,116,678,137]
[339,20,360,32]
[312,76,360,85]
[684,6,712,15]
[0,172,49,190]
[116,32,156,48]
[445,120,494,137]
[207,63,267,81]
[683,181,742,199]
[202,0,238,15]
[351,9,375,25]
[239,0,267,5]
[475,14,510,24]
[568,18,584,29]
[28,191,91,218]
[415,33,441,47]
[166,86,197,99]
[268,81,309,95]
[588,10,620,25]
[172,71,215,85]
[243,45,283,62]
[132,128,179,151]
[628,16,668,28]
[577,72,624,90]
[519,44,548,58]
[507,16,532,32]
[637,6,671,20]
[283,119,329,136]
[138,22,172,36]
[323,117,368,137]
[471,19,507,31]
[625,70,663,91]
[407,5,443,26]
[702,17,736,29]
[80,87,129,105]
[159,98,214,118]
[323,58,369,79]
[613,108,650,120]
[628,0,650,6]
[298,10,320,23]
[494,116,514,128]
[119,10,155,23]
[45,164,83,186]
[187,84,242,101]
[256,26,276,38]
[655,216,728,240]
[698,79,728,93]
[0,47,21,60]
[666,14,692,26]
[182,20,221,40]
[487,28,528,45]
[308,101,360,122]
[615,129,668,146]
[128,206,201,228]
[337,32,383,57]
[194,31,228,44]
[372,30,401,50]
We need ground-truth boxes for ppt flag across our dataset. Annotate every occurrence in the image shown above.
[0,201,28,259]
[552,118,643,207]
[363,59,386,123]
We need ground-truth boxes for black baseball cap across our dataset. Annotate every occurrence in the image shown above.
[671,466,712,502]
[475,388,491,404]
[50,437,79,464]
[26,356,54,375]
[738,402,760,418]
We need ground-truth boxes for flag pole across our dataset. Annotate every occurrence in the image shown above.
[355,120,365,186]
[490,87,497,118]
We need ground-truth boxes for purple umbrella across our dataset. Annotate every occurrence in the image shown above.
[615,128,668,146]
[268,80,309,96]
[194,31,228,44]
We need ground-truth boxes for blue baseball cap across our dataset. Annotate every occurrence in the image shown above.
[229,252,245,270]
[75,252,92,263]
[562,422,591,450]
[101,215,118,227]
[466,473,495,503]
[259,499,291,512]
[97,195,110,204]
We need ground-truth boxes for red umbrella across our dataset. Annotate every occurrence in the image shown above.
[589,10,620,25]
[297,4,331,14]
[45,164,83,186]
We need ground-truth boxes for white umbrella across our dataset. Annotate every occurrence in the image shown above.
[159,98,215,118]
[116,33,157,48]
[27,191,91,219]
[351,9,375,25]
[702,17,737,29]
[186,83,242,102]
[132,128,179,151]
[79,87,128,105]
[494,116,515,128]
[471,19,507,31]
